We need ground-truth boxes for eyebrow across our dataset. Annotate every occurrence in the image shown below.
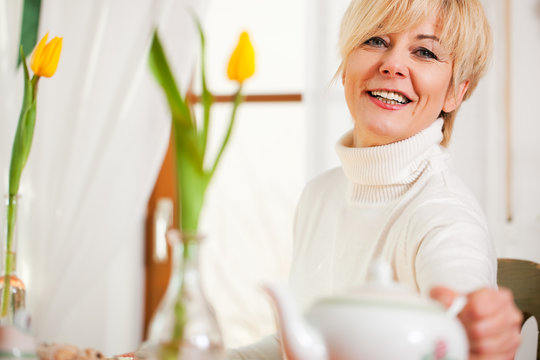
[416,34,440,42]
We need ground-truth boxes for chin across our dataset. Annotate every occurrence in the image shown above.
[366,123,402,139]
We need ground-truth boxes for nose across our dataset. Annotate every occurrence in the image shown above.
[379,51,408,78]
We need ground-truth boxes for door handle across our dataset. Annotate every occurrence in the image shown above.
[153,197,173,263]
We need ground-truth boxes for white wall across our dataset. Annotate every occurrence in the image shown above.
[439,0,540,263]
[489,0,540,262]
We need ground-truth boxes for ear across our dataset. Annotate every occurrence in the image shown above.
[442,80,469,113]
[342,70,346,86]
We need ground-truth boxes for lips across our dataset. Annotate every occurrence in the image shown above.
[368,90,411,105]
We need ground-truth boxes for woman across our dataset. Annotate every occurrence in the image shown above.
[229,0,522,358]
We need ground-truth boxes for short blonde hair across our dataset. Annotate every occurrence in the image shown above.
[337,0,492,145]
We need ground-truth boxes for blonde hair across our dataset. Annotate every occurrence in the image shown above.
[337,0,492,145]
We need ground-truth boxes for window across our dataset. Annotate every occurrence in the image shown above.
[146,0,354,347]
[191,0,306,347]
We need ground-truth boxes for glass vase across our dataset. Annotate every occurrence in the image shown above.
[0,194,26,326]
[139,230,224,360]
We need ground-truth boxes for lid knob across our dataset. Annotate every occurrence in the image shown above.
[368,258,394,286]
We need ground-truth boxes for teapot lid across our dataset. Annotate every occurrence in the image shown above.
[318,259,444,313]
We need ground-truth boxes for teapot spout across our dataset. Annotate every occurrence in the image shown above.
[264,284,328,360]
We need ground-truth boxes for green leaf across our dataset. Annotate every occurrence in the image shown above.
[192,15,214,162]
[192,16,207,94]
[148,31,193,129]
[17,0,41,66]
[172,119,209,232]
[9,99,36,196]
[9,49,37,196]
[20,47,32,105]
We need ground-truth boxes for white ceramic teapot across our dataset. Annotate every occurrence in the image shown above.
[265,260,469,360]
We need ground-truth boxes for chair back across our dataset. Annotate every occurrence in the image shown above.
[497,258,540,359]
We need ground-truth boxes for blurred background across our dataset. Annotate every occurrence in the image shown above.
[0,0,539,355]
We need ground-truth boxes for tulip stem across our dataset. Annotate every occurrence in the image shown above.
[1,195,17,318]
[196,16,213,165]
[210,86,243,178]
[31,75,39,97]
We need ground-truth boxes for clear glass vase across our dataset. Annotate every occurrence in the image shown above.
[139,230,224,360]
[0,194,26,326]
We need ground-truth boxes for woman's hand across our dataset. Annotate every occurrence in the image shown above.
[430,286,523,360]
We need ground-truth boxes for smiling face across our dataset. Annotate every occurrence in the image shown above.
[342,14,469,147]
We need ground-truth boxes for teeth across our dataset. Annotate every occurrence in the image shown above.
[380,98,401,105]
[371,90,409,104]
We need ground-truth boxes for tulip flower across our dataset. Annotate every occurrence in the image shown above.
[227,32,255,83]
[30,33,63,78]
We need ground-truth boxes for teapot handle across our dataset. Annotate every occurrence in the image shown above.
[446,295,467,318]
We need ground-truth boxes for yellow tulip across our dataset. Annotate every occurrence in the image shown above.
[227,32,255,83]
[31,33,63,78]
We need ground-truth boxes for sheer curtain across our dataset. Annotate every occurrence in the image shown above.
[0,0,208,354]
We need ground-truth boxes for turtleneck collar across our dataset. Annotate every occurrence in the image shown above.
[335,119,445,203]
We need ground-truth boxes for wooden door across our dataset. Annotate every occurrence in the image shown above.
[143,134,177,338]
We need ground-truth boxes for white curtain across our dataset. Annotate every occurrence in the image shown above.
[0,0,208,354]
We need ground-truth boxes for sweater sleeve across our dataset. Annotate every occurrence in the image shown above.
[226,333,283,360]
[413,206,497,296]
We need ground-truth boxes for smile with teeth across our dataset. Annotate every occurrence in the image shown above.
[369,90,411,105]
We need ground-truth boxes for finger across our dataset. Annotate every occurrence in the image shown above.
[469,348,519,360]
[429,286,460,308]
[469,323,522,355]
[461,288,515,321]
[469,350,517,360]
[465,302,523,340]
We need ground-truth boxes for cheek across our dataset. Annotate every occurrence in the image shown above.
[343,67,363,104]
[415,67,453,107]
[343,78,358,114]
[343,64,372,100]
[344,52,378,84]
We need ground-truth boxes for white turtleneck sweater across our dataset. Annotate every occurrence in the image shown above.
[228,119,497,360]
[289,118,496,310]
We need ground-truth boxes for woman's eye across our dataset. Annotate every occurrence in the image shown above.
[415,48,438,60]
[364,37,386,47]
